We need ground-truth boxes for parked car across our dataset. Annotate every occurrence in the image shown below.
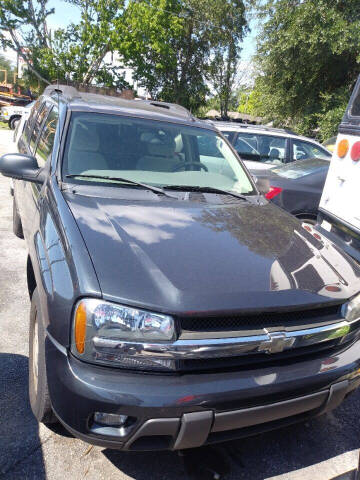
[215,123,331,169]
[1,85,360,452]
[0,100,35,130]
[251,158,329,224]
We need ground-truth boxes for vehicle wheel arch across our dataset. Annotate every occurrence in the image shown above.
[295,212,317,225]
[9,115,21,129]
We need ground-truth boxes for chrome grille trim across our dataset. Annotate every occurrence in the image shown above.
[92,317,360,360]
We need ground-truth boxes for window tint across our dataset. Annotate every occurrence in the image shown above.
[198,135,223,157]
[292,140,331,161]
[30,103,49,152]
[35,107,59,167]
[24,100,41,143]
[235,133,286,164]
[63,113,255,195]
[220,131,235,142]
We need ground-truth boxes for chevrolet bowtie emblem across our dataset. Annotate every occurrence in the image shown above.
[259,330,295,354]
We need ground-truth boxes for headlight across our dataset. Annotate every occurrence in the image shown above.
[71,299,176,371]
[342,293,360,322]
[3,111,8,116]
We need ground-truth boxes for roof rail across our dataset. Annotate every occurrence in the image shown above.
[141,99,194,120]
[44,84,80,100]
[43,83,195,120]
[44,82,134,100]
[212,121,297,135]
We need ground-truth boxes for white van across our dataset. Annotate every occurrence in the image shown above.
[317,75,360,263]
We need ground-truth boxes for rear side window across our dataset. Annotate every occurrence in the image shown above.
[30,103,49,153]
[35,107,59,167]
[292,140,330,161]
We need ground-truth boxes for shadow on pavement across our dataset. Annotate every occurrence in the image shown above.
[0,353,46,479]
[102,390,360,479]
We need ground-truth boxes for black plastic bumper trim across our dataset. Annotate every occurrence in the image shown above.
[125,418,180,450]
[173,411,213,450]
[212,390,328,432]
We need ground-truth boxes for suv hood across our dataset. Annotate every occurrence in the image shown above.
[65,190,360,314]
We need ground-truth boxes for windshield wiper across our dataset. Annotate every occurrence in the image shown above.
[164,185,250,201]
[65,174,178,199]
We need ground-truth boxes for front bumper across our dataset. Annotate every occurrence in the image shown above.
[46,335,360,451]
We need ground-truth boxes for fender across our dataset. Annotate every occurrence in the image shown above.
[28,176,101,348]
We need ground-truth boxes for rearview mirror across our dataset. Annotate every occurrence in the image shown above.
[0,153,45,184]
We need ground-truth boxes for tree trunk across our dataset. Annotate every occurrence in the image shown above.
[8,30,50,85]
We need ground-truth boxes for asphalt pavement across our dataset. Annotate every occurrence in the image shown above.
[0,127,359,480]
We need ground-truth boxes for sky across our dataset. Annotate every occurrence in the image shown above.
[2,1,257,67]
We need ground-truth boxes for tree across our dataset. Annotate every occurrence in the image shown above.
[116,0,247,111]
[206,0,247,117]
[0,0,55,84]
[0,0,127,88]
[252,0,360,139]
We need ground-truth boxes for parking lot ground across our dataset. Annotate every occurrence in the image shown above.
[0,127,360,479]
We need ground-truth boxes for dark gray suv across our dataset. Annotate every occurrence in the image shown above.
[1,85,360,452]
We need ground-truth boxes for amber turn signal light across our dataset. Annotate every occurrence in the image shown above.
[74,301,87,354]
[337,139,349,158]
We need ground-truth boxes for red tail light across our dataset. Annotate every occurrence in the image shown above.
[265,186,283,200]
[351,141,360,161]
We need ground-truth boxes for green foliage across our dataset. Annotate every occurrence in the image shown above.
[0,0,247,109]
[206,0,247,116]
[237,88,261,115]
[0,0,127,88]
[115,0,247,112]
[253,0,360,137]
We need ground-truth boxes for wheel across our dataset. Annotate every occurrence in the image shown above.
[13,197,24,239]
[9,116,20,130]
[29,287,57,424]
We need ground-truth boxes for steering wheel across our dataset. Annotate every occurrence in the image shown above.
[171,161,208,172]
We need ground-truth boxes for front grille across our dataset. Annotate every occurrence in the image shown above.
[177,338,345,373]
[179,304,342,333]
[176,304,346,373]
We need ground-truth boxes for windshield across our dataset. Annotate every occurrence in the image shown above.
[63,113,255,195]
[271,158,328,179]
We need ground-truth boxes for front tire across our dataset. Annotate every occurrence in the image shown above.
[9,116,20,130]
[29,287,57,424]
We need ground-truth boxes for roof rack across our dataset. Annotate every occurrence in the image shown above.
[44,84,81,100]
[140,99,194,120]
[43,83,194,120]
[44,82,135,100]
[213,121,296,135]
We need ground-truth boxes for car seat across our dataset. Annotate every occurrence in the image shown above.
[137,138,178,172]
[68,123,108,174]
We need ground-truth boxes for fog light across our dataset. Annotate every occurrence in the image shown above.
[93,412,128,427]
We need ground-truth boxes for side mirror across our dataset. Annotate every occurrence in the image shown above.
[0,153,45,184]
